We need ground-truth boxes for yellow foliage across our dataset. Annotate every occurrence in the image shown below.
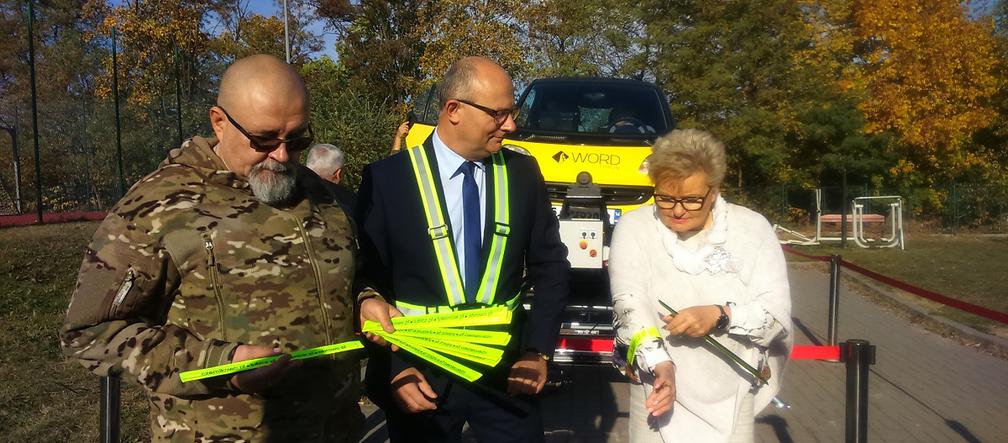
[795,0,860,88]
[212,15,289,62]
[412,0,530,85]
[851,0,998,157]
[94,1,208,107]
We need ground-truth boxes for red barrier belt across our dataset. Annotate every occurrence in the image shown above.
[557,337,613,353]
[780,245,829,262]
[791,345,840,361]
[781,245,1008,325]
[839,260,1008,324]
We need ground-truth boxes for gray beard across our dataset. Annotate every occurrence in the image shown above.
[248,158,297,205]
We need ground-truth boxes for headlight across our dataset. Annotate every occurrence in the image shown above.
[503,144,531,156]
[638,154,652,174]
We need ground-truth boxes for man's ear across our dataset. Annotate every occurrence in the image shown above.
[209,107,226,140]
[445,101,462,125]
[332,168,343,183]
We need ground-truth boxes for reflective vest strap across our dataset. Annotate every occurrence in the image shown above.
[394,300,437,316]
[627,327,663,367]
[475,151,510,305]
[407,146,466,306]
[395,292,522,317]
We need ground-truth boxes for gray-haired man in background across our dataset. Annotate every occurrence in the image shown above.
[307,143,357,210]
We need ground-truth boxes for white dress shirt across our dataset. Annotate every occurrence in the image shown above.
[432,128,487,288]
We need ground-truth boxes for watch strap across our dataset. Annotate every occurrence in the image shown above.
[715,304,729,330]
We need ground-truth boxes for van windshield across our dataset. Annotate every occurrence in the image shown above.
[514,81,670,138]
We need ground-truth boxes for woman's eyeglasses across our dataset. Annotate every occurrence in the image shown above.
[654,188,712,211]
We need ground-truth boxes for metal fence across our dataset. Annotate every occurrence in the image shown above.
[725,184,1008,234]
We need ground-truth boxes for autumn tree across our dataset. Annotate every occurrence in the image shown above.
[952,0,1008,224]
[302,56,399,188]
[641,0,836,190]
[93,0,210,108]
[0,0,129,211]
[851,0,999,179]
[522,0,654,79]
[212,0,322,65]
[413,0,530,86]
[317,0,425,108]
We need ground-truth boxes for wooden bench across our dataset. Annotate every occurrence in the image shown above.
[820,213,886,224]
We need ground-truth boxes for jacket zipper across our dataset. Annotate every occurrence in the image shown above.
[110,268,135,313]
[296,218,333,344]
[204,238,228,341]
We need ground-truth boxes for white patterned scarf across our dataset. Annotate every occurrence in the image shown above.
[654,195,735,275]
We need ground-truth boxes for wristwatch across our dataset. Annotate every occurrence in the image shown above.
[715,304,730,331]
[528,349,550,362]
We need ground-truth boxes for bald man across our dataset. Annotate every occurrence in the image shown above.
[355,57,570,442]
[61,54,398,442]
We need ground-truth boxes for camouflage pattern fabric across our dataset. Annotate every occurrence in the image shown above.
[60,136,364,442]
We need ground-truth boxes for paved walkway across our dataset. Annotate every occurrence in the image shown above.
[360,263,1008,442]
[755,263,1008,442]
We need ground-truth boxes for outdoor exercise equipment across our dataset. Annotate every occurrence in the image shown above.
[773,189,905,250]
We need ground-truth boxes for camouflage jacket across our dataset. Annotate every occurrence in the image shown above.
[60,136,363,442]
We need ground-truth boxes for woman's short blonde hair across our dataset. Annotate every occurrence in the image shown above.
[648,129,727,188]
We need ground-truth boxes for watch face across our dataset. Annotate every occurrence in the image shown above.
[716,314,729,330]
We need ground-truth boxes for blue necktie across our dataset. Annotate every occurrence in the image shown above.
[459,161,482,303]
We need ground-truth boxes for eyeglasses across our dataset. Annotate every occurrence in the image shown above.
[654,187,712,211]
[456,99,518,125]
[217,106,314,153]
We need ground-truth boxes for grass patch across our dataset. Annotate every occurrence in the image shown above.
[0,222,150,441]
[785,234,1008,333]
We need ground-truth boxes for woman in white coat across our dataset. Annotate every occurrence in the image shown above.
[609,129,792,442]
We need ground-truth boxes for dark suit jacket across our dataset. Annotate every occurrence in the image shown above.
[325,181,357,214]
[355,135,570,408]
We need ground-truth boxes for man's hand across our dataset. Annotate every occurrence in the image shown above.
[662,305,721,338]
[391,367,438,413]
[229,344,300,394]
[359,297,402,350]
[507,352,548,396]
[646,361,676,417]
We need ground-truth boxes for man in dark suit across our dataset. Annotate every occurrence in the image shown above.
[355,57,570,442]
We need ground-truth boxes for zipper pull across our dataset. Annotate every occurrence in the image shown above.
[111,268,135,311]
[204,239,215,265]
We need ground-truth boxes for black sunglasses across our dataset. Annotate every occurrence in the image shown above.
[654,187,713,211]
[217,106,314,153]
[455,99,518,125]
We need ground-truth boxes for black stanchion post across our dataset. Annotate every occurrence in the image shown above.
[840,339,875,443]
[828,254,841,346]
[100,376,121,443]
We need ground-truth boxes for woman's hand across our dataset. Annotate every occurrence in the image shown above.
[662,305,722,338]
[646,361,676,416]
